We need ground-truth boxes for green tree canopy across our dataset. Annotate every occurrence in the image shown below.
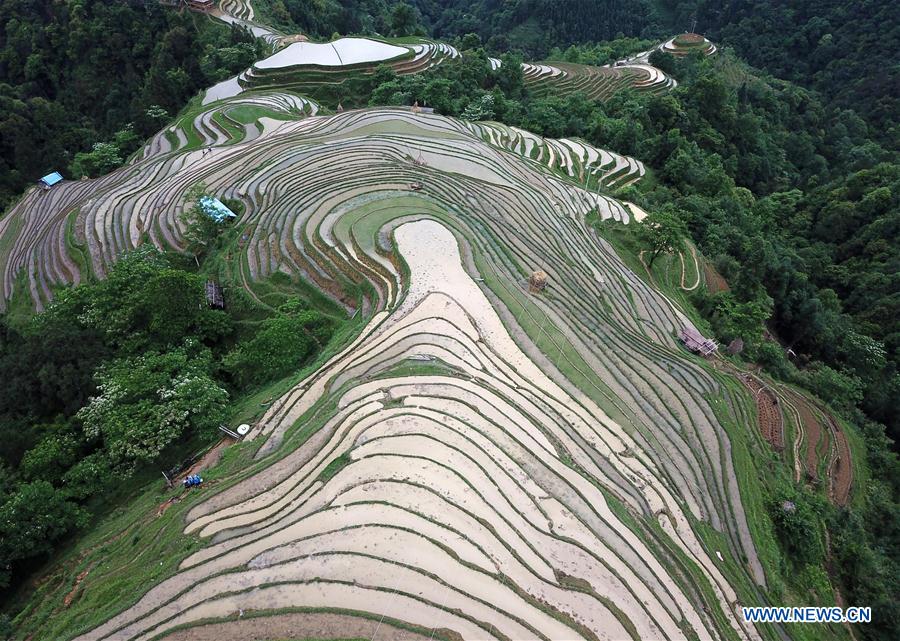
[77,343,228,468]
[0,481,88,588]
[224,299,334,388]
[637,207,687,268]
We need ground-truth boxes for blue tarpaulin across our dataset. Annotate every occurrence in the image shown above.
[40,172,63,187]
[199,196,236,222]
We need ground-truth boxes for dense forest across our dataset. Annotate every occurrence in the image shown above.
[259,0,665,54]
[690,0,899,145]
[0,0,264,208]
[408,0,665,55]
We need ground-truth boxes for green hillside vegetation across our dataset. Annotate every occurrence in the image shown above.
[690,0,899,146]
[0,199,340,596]
[256,0,665,52]
[0,0,268,209]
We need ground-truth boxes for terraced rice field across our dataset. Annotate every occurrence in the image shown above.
[218,0,255,22]
[826,417,853,506]
[201,0,678,107]
[204,35,463,103]
[522,60,676,100]
[617,32,717,69]
[778,388,853,505]
[2,99,772,640]
[739,374,784,451]
[209,0,283,45]
[203,23,675,106]
[463,121,645,188]
[660,33,718,57]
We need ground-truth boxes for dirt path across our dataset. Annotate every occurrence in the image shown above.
[679,246,701,291]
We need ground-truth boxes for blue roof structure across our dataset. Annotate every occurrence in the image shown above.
[199,196,236,223]
[40,172,63,187]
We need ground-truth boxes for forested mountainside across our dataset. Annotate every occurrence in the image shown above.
[409,0,666,54]
[0,0,264,208]
[257,0,666,51]
[689,0,899,145]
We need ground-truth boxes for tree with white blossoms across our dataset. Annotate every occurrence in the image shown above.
[461,93,496,121]
[77,341,228,468]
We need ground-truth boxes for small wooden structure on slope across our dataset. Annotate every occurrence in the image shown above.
[726,338,744,355]
[679,326,717,356]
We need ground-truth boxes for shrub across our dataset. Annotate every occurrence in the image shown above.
[224,300,333,388]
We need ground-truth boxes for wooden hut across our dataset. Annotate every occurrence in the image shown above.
[679,326,717,356]
[39,172,63,190]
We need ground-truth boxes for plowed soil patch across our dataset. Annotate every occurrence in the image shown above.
[827,417,853,506]
[703,262,729,294]
[791,393,824,481]
[179,437,234,482]
[63,566,93,608]
[740,375,783,450]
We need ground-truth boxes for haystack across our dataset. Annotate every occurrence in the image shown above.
[529,270,548,293]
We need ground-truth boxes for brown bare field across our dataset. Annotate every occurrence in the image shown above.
[740,374,784,450]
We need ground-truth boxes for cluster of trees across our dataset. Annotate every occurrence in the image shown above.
[258,0,664,51]
[0,0,264,208]
[258,0,420,37]
[0,208,336,594]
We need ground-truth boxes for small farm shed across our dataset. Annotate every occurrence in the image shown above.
[39,172,63,189]
[679,326,718,356]
[199,196,237,223]
[205,280,225,309]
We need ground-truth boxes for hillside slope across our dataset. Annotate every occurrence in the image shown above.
[1,96,778,639]
[2,2,894,641]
